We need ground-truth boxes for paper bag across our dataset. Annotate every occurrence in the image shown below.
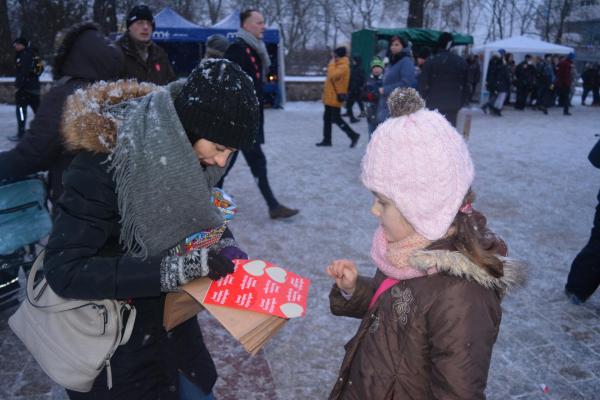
[163,291,204,331]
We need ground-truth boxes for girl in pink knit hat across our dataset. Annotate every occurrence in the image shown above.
[325,88,525,400]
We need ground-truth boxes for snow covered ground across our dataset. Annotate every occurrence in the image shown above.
[1,100,599,399]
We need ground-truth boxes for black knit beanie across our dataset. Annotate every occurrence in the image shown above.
[334,46,347,58]
[13,36,28,46]
[174,59,260,150]
[126,5,154,29]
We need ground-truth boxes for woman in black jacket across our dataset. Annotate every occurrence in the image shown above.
[44,59,260,399]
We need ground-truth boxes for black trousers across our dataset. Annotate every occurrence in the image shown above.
[216,142,279,211]
[558,87,570,114]
[515,85,530,109]
[566,193,600,301]
[321,105,358,144]
[15,90,39,136]
[346,94,364,118]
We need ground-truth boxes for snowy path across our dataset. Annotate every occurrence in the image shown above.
[1,101,599,399]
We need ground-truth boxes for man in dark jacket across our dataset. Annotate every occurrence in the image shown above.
[418,32,468,126]
[555,53,574,115]
[514,54,536,110]
[482,50,510,116]
[0,23,124,206]
[581,63,596,106]
[565,139,600,304]
[220,9,299,220]
[345,55,366,123]
[466,54,481,103]
[117,5,176,85]
[11,36,41,141]
[535,54,555,115]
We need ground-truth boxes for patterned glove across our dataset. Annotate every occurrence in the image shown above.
[211,238,248,261]
[160,248,235,292]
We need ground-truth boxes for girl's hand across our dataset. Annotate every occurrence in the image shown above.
[326,259,358,295]
[379,87,384,95]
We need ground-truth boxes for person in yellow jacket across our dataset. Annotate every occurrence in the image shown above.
[316,47,360,147]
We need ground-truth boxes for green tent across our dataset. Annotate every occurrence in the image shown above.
[351,28,474,74]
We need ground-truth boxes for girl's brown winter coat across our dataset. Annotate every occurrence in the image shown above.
[329,250,524,400]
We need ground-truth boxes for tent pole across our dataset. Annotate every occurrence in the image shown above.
[278,37,286,107]
[480,48,491,106]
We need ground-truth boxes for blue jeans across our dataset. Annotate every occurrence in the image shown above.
[179,373,216,400]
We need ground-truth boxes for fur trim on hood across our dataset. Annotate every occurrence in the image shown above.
[410,250,526,292]
[61,80,159,153]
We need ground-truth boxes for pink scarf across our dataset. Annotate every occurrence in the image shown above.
[368,226,435,308]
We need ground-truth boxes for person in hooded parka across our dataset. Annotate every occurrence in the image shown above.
[0,22,124,206]
[44,59,260,399]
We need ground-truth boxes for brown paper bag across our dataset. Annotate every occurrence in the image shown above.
[163,291,204,331]
[181,277,287,355]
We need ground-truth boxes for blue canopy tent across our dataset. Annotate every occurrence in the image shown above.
[151,8,286,106]
[151,7,204,75]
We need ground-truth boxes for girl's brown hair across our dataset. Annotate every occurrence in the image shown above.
[426,189,507,278]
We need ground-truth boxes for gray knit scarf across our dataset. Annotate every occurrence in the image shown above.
[108,81,225,259]
[236,28,271,71]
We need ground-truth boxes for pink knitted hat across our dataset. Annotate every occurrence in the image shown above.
[361,88,474,241]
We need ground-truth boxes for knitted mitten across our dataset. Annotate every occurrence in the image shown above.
[160,248,234,292]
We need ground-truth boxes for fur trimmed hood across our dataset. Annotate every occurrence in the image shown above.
[410,250,526,291]
[53,21,124,81]
[61,80,159,153]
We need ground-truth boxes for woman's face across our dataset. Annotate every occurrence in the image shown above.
[371,192,416,242]
[390,39,403,55]
[192,138,235,167]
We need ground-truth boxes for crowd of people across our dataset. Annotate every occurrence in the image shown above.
[0,6,595,400]
[482,51,587,116]
[321,35,595,144]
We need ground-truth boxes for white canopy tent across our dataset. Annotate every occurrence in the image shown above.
[472,36,574,104]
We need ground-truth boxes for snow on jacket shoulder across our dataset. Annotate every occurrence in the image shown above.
[329,250,525,400]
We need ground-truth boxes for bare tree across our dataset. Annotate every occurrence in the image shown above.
[535,0,575,43]
[18,0,88,60]
[407,0,425,27]
[515,0,538,35]
[554,0,573,43]
[93,0,117,34]
[205,0,225,24]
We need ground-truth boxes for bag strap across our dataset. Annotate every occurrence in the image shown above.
[120,304,136,345]
[26,251,102,312]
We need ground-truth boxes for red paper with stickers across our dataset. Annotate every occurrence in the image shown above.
[202,259,310,319]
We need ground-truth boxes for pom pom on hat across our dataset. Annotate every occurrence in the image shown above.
[387,87,425,117]
[361,88,474,241]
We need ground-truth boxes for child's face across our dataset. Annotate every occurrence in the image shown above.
[372,66,383,77]
[371,192,416,242]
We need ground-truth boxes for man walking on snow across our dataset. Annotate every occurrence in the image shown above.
[219,9,299,220]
